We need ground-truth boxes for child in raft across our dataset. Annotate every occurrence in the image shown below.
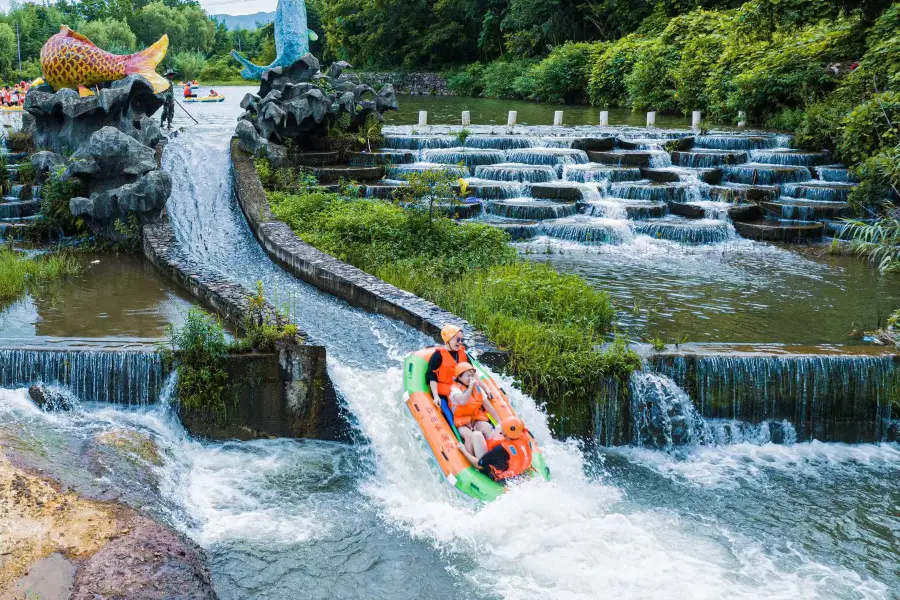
[450,362,502,453]
[458,416,534,483]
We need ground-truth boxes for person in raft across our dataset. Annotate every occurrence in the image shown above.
[450,362,502,451]
[458,417,533,483]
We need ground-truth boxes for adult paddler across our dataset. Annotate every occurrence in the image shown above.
[427,325,494,407]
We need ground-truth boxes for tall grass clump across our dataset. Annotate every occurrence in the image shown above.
[0,247,80,300]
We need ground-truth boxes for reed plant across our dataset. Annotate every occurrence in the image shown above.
[0,247,80,300]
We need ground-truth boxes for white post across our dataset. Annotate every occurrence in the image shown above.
[418,110,428,127]
[692,111,702,130]
[507,110,517,126]
[737,111,746,128]
[553,110,564,126]
[461,111,470,127]
[599,110,609,126]
[646,111,656,128]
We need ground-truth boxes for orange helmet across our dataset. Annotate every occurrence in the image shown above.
[454,362,475,378]
[441,324,462,343]
[502,417,525,439]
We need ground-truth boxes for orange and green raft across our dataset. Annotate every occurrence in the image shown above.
[404,348,551,502]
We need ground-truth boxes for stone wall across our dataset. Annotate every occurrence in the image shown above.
[230,138,506,368]
[356,72,450,95]
[142,219,345,441]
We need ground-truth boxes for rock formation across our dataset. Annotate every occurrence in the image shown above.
[23,75,166,155]
[236,54,398,165]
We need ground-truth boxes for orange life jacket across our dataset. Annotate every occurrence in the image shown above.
[434,346,467,398]
[484,434,533,481]
[449,382,489,427]
[183,85,191,97]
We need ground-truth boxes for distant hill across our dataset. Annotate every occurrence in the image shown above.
[212,12,275,30]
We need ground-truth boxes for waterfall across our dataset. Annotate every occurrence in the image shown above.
[633,218,734,244]
[541,216,633,244]
[463,178,525,199]
[629,372,708,450]
[723,164,812,185]
[817,167,857,183]
[505,148,589,167]
[750,150,828,166]
[563,164,642,183]
[473,163,558,183]
[694,135,777,150]
[380,134,455,150]
[486,199,578,220]
[671,150,749,168]
[384,162,468,180]
[650,353,898,442]
[781,182,852,202]
[421,147,506,169]
[463,136,535,150]
[0,348,167,405]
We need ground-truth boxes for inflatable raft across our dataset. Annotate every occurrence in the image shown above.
[183,96,224,103]
[1,106,23,112]
[404,348,551,501]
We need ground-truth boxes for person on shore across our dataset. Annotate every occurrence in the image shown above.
[450,362,501,452]
[458,417,534,483]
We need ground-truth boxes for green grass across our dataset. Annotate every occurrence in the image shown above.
[262,175,641,434]
[0,247,81,300]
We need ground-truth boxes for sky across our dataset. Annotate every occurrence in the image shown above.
[0,0,278,16]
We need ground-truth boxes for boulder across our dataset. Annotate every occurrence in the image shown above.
[27,385,76,411]
[70,126,157,176]
[30,151,66,184]
[24,75,166,155]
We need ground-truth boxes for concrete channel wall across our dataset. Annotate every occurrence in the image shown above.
[230,137,506,367]
[142,220,345,441]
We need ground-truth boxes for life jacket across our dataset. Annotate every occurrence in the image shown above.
[484,434,533,481]
[434,346,467,398]
[183,85,191,97]
[449,382,488,427]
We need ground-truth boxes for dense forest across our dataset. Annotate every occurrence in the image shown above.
[0,0,897,212]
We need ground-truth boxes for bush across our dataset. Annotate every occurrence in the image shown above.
[165,308,231,423]
[480,59,536,99]
[38,166,86,237]
[793,97,854,151]
[588,36,646,107]
[837,91,900,165]
[525,42,599,104]
[171,51,207,81]
[672,33,724,113]
[198,54,243,82]
[848,145,900,209]
[625,38,678,112]
[446,63,486,97]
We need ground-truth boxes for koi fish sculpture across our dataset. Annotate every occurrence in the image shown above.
[40,25,170,95]
[231,0,318,79]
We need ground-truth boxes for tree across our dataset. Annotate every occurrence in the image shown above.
[181,4,216,53]
[128,2,187,51]
[79,18,137,53]
[171,50,207,80]
[0,23,16,79]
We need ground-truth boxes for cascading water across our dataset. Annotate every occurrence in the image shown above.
[750,150,829,166]
[634,218,734,244]
[4,96,896,600]
[781,181,853,202]
[421,147,507,169]
[0,348,166,405]
[473,163,557,183]
[385,162,469,180]
[563,164,642,183]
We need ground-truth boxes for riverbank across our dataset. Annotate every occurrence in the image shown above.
[0,444,216,599]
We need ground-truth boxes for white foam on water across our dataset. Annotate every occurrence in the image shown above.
[326,361,889,599]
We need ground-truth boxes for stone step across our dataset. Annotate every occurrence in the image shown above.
[439,201,482,219]
[670,150,749,168]
[634,217,733,244]
[348,150,415,166]
[363,184,405,199]
[781,181,855,202]
[0,199,38,219]
[640,167,721,185]
[751,150,830,167]
[723,164,811,185]
[609,182,684,203]
[487,220,541,241]
[458,178,523,200]
[733,219,824,243]
[582,200,668,220]
[294,151,341,167]
[759,199,853,220]
[529,182,584,202]
[486,199,578,220]
[421,148,507,169]
[694,135,777,150]
[312,165,385,183]
[587,150,655,167]
[563,165,643,183]
[570,137,616,152]
[813,166,858,183]
[728,204,762,222]
[708,183,779,203]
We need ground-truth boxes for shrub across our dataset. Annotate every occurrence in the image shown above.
[793,97,854,152]
[837,91,900,165]
[480,59,536,99]
[525,42,599,104]
[848,145,900,209]
[6,132,33,153]
[38,166,86,237]
[672,33,724,113]
[198,54,243,82]
[588,36,646,107]
[447,63,486,97]
[171,51,207,81]
[625,38,678,112]
[165,308,231,423]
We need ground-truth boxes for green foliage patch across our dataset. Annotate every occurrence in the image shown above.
[0,246,80,301]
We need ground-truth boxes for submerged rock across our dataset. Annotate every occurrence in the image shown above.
[27,384,76,411]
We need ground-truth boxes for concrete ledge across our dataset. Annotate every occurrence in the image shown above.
[142,219,344,440]
[230,137,506,366]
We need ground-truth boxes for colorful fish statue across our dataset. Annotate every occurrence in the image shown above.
[40,25,170,95]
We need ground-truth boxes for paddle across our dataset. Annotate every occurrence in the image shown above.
[175,99,199,125]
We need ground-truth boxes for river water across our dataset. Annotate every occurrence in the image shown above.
[2,87,898,599]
